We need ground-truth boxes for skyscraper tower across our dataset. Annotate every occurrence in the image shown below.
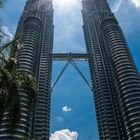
[0,0,140,140]
[82,0,140,140]
[0,0,54,139]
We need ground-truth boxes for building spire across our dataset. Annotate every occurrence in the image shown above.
[24,0,53,12]
[82,0,111,12]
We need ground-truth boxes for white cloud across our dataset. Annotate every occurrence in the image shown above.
[112,0,123,13]
[0,26,13,40]
[62,106,72,112]
[130,0,140,8]
[50,129,78,140]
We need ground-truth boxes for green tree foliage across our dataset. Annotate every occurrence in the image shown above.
[0,37,36,131]
[0,0,5,8]
[0,0,3,8]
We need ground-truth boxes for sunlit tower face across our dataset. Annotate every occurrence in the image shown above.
[53,0,79,11]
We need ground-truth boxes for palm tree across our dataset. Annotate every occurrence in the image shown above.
[0,1,11,47]
[0,0,5,8]
[0,37,36,130]
[0,0,3,8]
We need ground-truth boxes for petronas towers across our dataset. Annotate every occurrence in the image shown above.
[1,0,140,140]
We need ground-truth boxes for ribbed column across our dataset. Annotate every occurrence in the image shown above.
[102,18,140,140]
[0,17,42,139]
[17,17,42,138]
[18,17,42,75]
[0,0,54,139]
[82,13,120,139]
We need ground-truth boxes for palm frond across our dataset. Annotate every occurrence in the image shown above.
[0,39,14,52]
[4,57,18,72]
[0,55,8,66]
[0,0,4,8]
[0,35,23,57]
[17,72,36,111]
[0,36,36,130]
[0,67,20,129]
[0,67,11,124]
[8,98,20,131]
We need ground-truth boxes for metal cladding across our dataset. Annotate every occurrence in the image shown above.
[82,0,140,139]
[0,0,54,139]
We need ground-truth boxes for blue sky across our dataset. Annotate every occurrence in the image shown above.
[1,0,140,140]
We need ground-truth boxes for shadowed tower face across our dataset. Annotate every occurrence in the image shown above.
[0,0,54,139]
[17,0,54,139]
[1,0,140,140]
[82,0,140,140]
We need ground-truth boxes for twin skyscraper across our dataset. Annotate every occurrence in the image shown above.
[0,0,140,140]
